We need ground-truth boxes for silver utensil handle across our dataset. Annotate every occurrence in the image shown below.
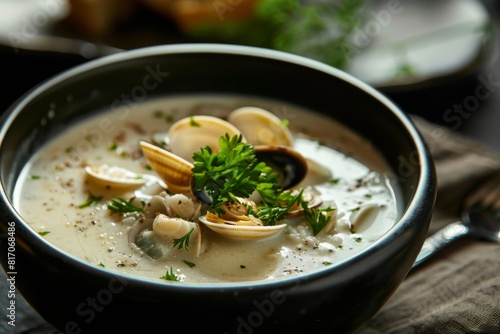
[412,221,469,270]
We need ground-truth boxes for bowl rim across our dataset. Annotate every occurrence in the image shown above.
[0,43,436,289]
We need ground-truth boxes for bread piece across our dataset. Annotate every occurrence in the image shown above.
[141,0,257,32]
[67,0,138,38]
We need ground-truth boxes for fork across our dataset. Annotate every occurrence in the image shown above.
[412,170,500,270]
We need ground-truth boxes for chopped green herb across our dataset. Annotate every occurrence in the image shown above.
[322,261,332,266]
[153,110,164,118]
[78,195,103,208]
[364,193,372,199]
[165,115,174,123]
[183,260,196,268]
[189,116,201,127]
[98,262,105,268]
[240,265,246,269]
[30,175,41,180]
[301,202,335,235]
[38,231,50,236]
[172,228,194,251]
[109,142,119,151]
[107,197,145,213]
[65,146,74,154]
[329,178,340,185]
[354,237,362,243]
[161,267,179,281]
[251,190,302,226]
[280,119,289,127]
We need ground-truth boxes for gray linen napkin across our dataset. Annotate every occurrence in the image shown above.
[357,116,500,334]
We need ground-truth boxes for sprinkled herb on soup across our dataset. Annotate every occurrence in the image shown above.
[14,96,400,283]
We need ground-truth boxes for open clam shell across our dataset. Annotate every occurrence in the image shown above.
[228,106,294,147]
[85,164,148,192]
[140,141,193,194]
[254,145,308,190]
[198,215,286,241]
[168,115,244,162]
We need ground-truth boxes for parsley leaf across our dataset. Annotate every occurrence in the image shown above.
[192,134,279,215]
[301,201,336,235]
[79,195,103,208]
[161,267,179,281]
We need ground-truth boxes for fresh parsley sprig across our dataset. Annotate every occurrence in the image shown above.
[251,189,302,226]
[191,134,279,214]
[301,201,336,235]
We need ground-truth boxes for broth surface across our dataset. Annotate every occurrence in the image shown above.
[14,95,400,283]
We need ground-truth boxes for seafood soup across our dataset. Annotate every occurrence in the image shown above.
[13,95,401,283]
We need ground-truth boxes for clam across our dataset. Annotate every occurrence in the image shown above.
[153,213,208,257]
[85,164,148,192]
[168,115,244,162]
[198,215,286,241]
[227,106,294,147]
[129,195,207,258]
[254,145,308,190]
[140,140,309,200]
[349,203,384,233]
[285,186,323,218]
[140,140,193,195]
[197,197,286,241]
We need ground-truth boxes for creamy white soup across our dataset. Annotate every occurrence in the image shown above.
[13,95,400,283]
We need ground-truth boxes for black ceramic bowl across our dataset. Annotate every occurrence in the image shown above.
[0,44,436,334]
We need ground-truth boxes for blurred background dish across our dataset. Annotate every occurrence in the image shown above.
[0,0,499,153]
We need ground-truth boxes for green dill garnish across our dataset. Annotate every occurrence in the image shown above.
[30,175,41,180]
[240,265,246,269]
[280,119,289,127]
[189,116,201,127]
[153,110,164,118]
[161,267,179,281]
[322,261,332,266]
[98,262,105,268]
[78,195,103,208]
[172,228,194,251]
[38,231,50,236]
[107,197,145,213]
[354,237,362,243]
[183,260,196,268]
[364,193,372,199]
[65,146,74,154]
